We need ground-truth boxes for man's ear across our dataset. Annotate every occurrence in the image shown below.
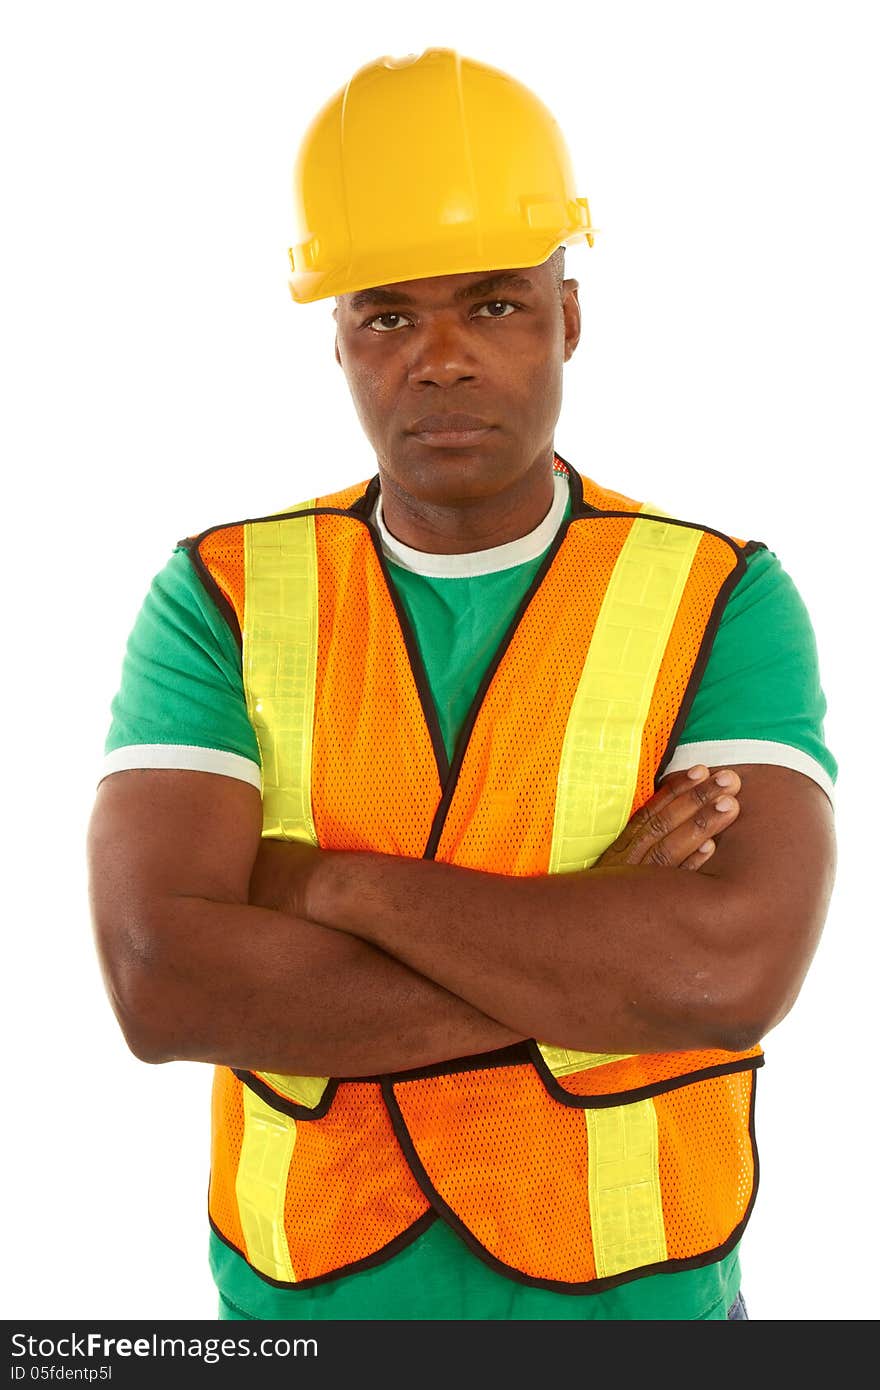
[562,279,581,362]
[332,304,343,366]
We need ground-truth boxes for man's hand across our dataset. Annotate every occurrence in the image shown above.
[249,837,323,919]
[594,765,741,871]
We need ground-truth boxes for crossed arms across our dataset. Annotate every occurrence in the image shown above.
[87,758,835,1077]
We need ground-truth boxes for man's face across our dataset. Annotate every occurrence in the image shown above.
[332,254,581,511]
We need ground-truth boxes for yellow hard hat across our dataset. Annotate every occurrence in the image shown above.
[287,47,594,303]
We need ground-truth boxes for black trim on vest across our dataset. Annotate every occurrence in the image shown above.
[375,1041,532,1086]
[741,539,768,559]
[363,523,451,788]
[589,510,755,550]
[209,1208,437,1293]
[180,536,243,649]
[357,1044,763,1105]
[526,1042,764,1108]
[239,1046,532,1104]
[380,1066,760,1296]
[745,1064,760,1225]
[235,1070,341,1121]
[348,474,381,519]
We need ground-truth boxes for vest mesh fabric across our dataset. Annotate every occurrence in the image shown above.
[209,1069,246,1254]
[199,526,246,627]
[656,1073,755,1259]
[280,1080,429,1279]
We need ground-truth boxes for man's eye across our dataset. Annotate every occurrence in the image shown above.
[366,313,410,332]
[473,301,517,318]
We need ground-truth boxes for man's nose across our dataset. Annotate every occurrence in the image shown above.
[406,316,479,388]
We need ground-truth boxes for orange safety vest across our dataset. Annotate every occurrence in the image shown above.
[191,456,763,1294]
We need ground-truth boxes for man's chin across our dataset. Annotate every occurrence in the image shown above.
[385,450,513,506]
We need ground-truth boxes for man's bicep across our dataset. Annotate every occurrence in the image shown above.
[88,768,263,916]
[87,769,265,1058]
[699,763,836,1032]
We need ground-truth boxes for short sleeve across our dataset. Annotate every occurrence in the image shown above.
[101,546,261,787]
[663,547,837,804]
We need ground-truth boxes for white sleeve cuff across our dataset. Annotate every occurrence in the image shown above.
[100,744,262,790]
[662,739,835,806]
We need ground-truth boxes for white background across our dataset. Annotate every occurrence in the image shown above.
[3,0,876,1322]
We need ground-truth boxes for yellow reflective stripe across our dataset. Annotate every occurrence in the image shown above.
[254,1071,329,1110]
[243,510,329,1123]
[236,1087,298,1283]
[586,1099,667,1278]
[548,507,701,873]
[243,510,319,843]
[539,1045,633,1077]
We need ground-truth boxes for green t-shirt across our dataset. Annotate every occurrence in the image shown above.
[102,473,836,1320]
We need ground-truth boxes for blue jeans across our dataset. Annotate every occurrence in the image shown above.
[727,1291,748,1320]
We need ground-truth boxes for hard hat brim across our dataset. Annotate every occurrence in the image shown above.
[288,227,594,304]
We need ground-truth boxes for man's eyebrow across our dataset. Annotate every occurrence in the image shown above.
[346,272,536,314]
[452,272,536,302]
[347,287,417,312]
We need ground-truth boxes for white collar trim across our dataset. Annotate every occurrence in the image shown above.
[374,473,569,578]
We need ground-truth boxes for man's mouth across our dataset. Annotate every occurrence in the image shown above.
[407,414,496,448]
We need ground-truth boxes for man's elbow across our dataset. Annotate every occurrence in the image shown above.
[673,875,831,1052]
[104,972,179,1065]
[122,1023,177,1067]
[704,1012,766,1055]
[712,976,808,1052]
[697,942,816,1053]
[93,912,182,1065]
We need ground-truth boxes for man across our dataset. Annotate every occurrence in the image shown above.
[87,49,837,1321]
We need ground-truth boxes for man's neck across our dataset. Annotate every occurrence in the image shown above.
[376,449,557,555]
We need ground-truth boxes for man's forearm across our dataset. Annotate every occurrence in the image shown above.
[307,851,753,1055]
[130,895,520,1075]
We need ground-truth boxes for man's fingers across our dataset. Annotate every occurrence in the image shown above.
[609,765,742,863]
[682,839,716,871]
[643,795,740,866]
